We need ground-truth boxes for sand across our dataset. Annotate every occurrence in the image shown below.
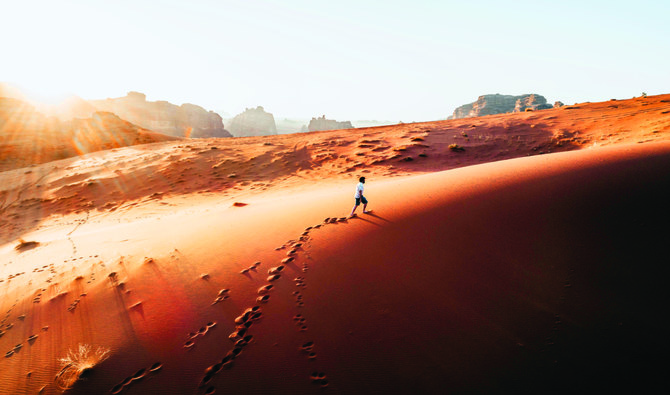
[1,95,669,394]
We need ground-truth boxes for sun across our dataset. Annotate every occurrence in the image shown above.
[22,87,73,106]
[2,81,75,107]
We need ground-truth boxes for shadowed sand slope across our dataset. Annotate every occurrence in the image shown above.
[1,141,668,394]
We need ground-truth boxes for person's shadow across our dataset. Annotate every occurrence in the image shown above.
[365,212,390,223]
[353,211,391,225]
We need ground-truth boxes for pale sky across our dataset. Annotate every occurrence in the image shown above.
[2,0,669,121]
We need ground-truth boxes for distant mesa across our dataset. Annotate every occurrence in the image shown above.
[308,115,353,132]
[228,106,277,137]
[90,92,232,138]
[450,94,554,119]
[0,97,175,171]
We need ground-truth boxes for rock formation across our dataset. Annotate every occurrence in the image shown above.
[450,94,553,119]
[0,98,175,171]
[513,94,553,113]
[307,115,353,132]
[228,106,277,137]
[90,92,231,138]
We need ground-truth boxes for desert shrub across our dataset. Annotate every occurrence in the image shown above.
[15,239,39,251]
[56,344,111,390]
[449,144,464,152]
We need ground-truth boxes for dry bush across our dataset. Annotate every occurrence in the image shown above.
[15,238,39,251]
[449,144,465,152]
[56,344,111,390]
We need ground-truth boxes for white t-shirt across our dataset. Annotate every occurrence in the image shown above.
[354,182,364,198]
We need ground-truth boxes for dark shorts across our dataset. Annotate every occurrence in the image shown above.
[355,196,368,206]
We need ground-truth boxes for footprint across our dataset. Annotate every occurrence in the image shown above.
[200,371,215,387]
[256,295,270,303]
[229,328,247,341]
[257,284,273,294]
[149,362,163,372]
[132,368,147,381]
[267,274,281,282]
[268,265,285,275]
[231,347,243,358]
[281,257,294,264]
[205,387,216,395]
[205,362,223,375]
[310,372,328,387]
[235,307,261,325]
[212,296,229,305]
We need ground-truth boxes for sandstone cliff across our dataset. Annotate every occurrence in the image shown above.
[0,98,175,171]
[451,94,553,119]
[90,92,231,138]
[228,106,277,137]
[513,94,553,113]
[307,115,353,132]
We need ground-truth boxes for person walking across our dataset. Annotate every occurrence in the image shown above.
[350,176,370,217]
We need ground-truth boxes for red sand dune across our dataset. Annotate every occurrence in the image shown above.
[1,95,669,394]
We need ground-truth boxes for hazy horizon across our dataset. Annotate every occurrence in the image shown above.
[2,0,669,122]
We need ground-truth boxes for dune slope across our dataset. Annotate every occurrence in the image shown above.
[1,141,668,394]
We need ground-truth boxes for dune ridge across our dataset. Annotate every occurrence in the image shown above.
[2,94,669,246]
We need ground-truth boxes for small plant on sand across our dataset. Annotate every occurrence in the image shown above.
[15,238,39,251]
[449,144,465,152]
[56,344,111,390]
